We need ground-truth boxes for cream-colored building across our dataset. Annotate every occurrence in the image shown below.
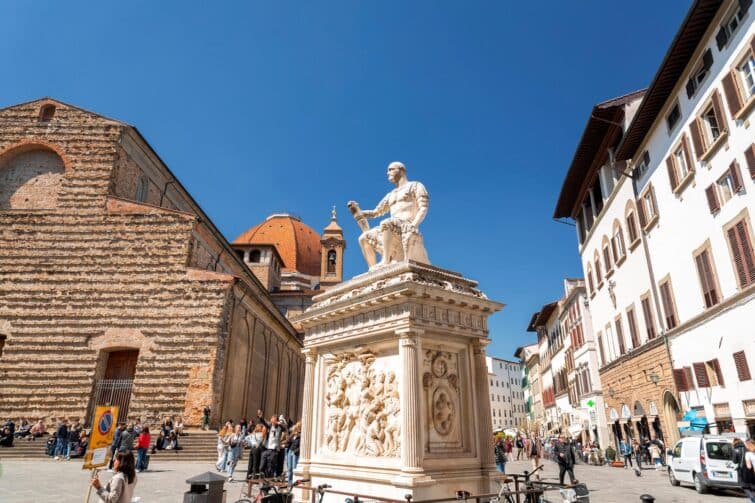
[486,356,526,431]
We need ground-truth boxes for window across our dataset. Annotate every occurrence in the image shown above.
[666,136,694,192]
[635,151,650,178]
[716,7,745,50]
[597,332,605,367]
[603,241,612,273]
[641,295,656,340]
[733,350,752,381]
[694,246,721,308]
[747,144,755,179]
[249,249,262,263]
[703,105,721,144]
[594,256,602,286]
[666,102,681,131]
[626,306,640,349]
[38,104,56,122]
[658,279,679,330]
[685,49,713,98]
[327,249,337,273]
[615,317,626,356]
[639,185,658,228]
[626,211,639,245]
[0,334,5,358]
[587,266,595,295]
[673,367,693,392]
[726,216,755,289]
[706,359,724,387]
[693,362,710,388]
[612,225,626,263]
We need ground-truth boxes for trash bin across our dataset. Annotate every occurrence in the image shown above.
[639,495,655,503]
[183,471,227,503]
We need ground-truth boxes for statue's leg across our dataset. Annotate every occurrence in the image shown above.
[358,233,377,268]
[379,227,394,266]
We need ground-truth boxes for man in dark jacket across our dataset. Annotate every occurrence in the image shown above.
[119,423,136,453]
[65,421,81,460]
[555,435,577,485]
[54,419,68,459]
[108,423,126,469]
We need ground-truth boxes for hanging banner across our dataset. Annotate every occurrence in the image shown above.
[83,406,119,470]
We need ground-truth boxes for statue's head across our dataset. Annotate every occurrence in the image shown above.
[386,161,406,183]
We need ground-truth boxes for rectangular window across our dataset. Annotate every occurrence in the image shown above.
[693,362,710,388]
[597,332,606,367]
[717,171,736,204]
[740,55,755,100]
[702,104,721,144]
[674,145,690,179]
[733,351,752,381]
[694,247,721,308]
[726,217,755,289]
[615,317,626,356]
[626,306,640,349]
[627,212,638,243]
[686,49,713,98]
[673,368,691,392]
[666,102,681,131]
[635,151,650,178]
[706,359,724,387]
[641,185,658,226]
[658,279,678,330]
[641,296,656,340]
[716,7,744,49]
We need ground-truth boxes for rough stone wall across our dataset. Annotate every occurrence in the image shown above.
[0,99,304,426]
[598,337,678,445]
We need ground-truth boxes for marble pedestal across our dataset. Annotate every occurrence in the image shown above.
[293,261,504,502]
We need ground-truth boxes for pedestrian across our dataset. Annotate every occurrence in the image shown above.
[202,406,211,431]
[740,439,755,502]
[287,422,301,484]
[108,423,125,470]
[66,420,81,460]
[620,440,632,468]
[225,424,244,481]
[494,436,507,473]
[118,423,136,453]
[515,435,524,460]
[91,450,137,503]
[54,418,68,460]
[555,435,577,486]
[216,421,233,471]
[633,440,643,470]
[260,415,283,477]
[135,426,151,472]
[245,423,267,479]
[649,442,661,469]
[529,435,542,480]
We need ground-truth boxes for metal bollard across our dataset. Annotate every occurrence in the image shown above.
[639,495,654,502]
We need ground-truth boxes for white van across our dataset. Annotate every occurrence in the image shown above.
[667,434,740,493]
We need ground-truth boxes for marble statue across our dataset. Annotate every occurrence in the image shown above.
[348,161,430,269]
[322,351,401,457]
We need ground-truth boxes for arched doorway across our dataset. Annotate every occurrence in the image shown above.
[662,390,681,444]
[90,349,139,424]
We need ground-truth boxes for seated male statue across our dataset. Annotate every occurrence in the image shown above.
[348,161,430,269]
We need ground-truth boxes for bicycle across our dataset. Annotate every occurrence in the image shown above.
[233,476,310,503]
[491,465,546,503]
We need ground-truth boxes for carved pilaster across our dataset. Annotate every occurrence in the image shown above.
[398,328,424,472]
[298,348,318,464]
[473,338,494,467]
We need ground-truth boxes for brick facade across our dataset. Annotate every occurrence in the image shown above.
[0,98,303,427]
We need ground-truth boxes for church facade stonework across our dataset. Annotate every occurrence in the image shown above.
[0,98,304,426]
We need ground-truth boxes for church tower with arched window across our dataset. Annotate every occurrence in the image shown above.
[320,207,345,289]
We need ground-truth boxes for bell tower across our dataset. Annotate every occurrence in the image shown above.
[320,206,345,289]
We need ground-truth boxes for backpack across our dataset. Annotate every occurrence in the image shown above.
[516,439,523,448]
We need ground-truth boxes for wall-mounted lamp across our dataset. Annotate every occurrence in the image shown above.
[648,372,660,385]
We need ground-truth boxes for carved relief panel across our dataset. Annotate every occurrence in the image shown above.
[422,349,464,453]
[320,350,401,458]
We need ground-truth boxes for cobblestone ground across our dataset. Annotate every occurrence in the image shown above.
[503,458,745,502]
[0,457,748,502]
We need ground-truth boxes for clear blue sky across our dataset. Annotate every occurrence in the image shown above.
[3,1,689,360]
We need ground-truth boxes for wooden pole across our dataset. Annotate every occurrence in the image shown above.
[84,468,98,503]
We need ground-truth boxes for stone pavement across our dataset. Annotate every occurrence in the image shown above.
[0,457,748,503]
[503,458,745,503]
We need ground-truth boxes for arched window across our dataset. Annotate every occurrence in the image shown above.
[327,249,337,273]
[249,249,261,263]
[0,146,65,210]
[601,236,612,273]
[38,104,56,122]
[611,220,626,263]
[594,251,603,285]
[625,200,639,246]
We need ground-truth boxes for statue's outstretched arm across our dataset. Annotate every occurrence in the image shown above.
[361,194,391,219]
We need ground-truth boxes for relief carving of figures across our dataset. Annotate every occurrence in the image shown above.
[323,351,400,457]
[422,350,462,446]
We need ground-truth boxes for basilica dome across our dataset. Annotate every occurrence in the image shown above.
[233,213,322,276]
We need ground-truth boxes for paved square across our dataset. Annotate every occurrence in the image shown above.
[0,457,747,502]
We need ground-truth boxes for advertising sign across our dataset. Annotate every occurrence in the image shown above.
[83,406,119,470]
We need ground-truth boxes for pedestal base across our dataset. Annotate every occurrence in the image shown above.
[295,262,504,503]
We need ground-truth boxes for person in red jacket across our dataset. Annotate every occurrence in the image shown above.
[135,426,151,472]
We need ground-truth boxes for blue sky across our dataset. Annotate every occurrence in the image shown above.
[3,1,689,359]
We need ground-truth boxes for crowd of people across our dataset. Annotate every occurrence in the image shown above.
[494,433,578,485]
[213,409,301,483]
